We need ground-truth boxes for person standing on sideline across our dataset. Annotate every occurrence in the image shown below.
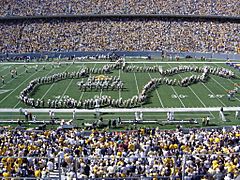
[24,110,28,122]
[72,109,76,120]
[29,112,33,121]
[202,117,206,126]
[206,116,210,126]
[49,110,52,119]
[236,111,239,120]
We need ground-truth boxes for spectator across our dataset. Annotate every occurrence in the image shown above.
[0,19,239,54]
[0,127,239,179]
[0,0,238,17]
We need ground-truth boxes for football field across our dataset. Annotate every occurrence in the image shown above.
[0,61,239,109]
[0,60,239,128]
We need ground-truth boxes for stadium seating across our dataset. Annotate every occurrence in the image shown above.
[0,127,239,179]
[0,19,239,54]
[0,0,239,17]
[0,1,239,179]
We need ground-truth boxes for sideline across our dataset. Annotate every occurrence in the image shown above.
[0,107,238,113]
[0,61,234,65]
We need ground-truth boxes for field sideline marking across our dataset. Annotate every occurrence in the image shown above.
[145,63,164,108]
[0,61,232,65]
[0,64,6,71]
[0,64,13,73]
[0,116,213,122]
[0,113,210,117]
[40,64,73,101]
[0,66,45,105]
[0,107,238,113]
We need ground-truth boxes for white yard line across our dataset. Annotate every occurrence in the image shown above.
[132,70,140,94]
[166,64,186,108]
[40,65,73,100]
[78,63,95,102]
[227,77,240,85]
[201,80,226,107]
[0,64,13,73]
[78,91,85,102]
[145,63,164,108]
[0,65,25,88]
[60,78,74,99]
[118,68,121,99]
[185,63,226,107]
[167,63,216,118]
[41,84,55,100]
[168,64,207,108]
[210,76,240,103]
[170,86,186,108]
[0,66,45,105]
[59,64,82,99]
[13,66,56,108]
[100,89,103,97]
[131,63,143,108]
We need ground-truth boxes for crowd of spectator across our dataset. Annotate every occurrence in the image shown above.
[0,0,239,17]
[0,19,239,54]
[0,127,239,179]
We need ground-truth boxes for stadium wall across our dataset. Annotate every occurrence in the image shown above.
[0,51,240,61]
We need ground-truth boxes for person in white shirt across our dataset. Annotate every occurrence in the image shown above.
[47,160,54,171]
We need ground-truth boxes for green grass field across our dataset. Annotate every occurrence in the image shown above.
[0,59,239,129]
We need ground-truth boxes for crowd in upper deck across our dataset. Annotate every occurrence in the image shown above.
[0,19,239,54]
[0,0,239,17]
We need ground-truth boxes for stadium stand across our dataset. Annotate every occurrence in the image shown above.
[0,0,239,17]
[0,0,239,180]
[0,127,239,179]
[0,19,239,54]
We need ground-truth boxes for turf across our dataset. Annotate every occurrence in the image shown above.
[1,61,239,108]
[0,59,239,129]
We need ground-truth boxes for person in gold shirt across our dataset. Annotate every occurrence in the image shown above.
[2,168,11,179]
[34,168,41,178]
